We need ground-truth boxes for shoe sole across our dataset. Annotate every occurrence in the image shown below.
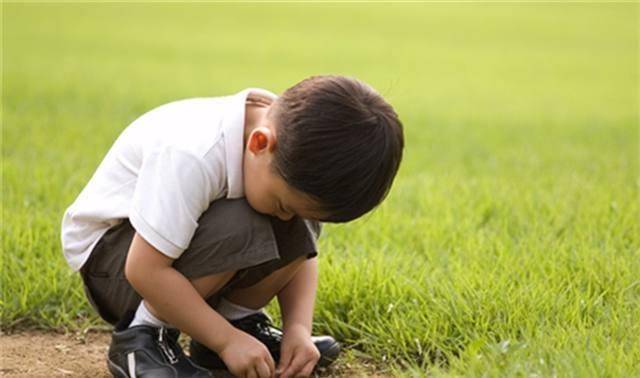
[107,359,129,378]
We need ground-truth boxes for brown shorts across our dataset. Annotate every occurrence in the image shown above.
[79,198,321,326]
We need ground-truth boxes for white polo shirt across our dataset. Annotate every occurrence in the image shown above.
[60,87,278,272]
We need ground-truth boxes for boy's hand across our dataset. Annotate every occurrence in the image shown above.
[219,328,276,378]
[276,324,320,378]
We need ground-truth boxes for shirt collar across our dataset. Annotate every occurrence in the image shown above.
[222,87,279,199]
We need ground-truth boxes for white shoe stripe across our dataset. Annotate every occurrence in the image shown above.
[127,352,137,378]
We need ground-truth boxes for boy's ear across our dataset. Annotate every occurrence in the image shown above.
[248,127,276,154]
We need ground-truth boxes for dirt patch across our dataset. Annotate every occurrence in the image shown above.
[0,330,386,377]
[1,330,111,377]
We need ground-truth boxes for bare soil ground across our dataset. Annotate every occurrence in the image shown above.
[1,330,385,377]
[1,330,111,377]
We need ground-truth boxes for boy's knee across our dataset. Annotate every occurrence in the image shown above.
[172,198,276,279]
[196,198,271,243]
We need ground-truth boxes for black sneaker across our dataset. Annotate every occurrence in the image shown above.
[108,317,212,377]
[189,312,341,371]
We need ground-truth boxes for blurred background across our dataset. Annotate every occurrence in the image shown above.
[3,3,638,376]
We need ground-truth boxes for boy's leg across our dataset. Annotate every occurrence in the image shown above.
[79,198,282,326]
[212,212,321,307]
[133,269,237,328]
[79,198,337,375]
[189,215,340,371]
[79,199,286,377]
[223,255,306,310]
[143,254,306,335]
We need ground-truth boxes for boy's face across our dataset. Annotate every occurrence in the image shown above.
[242,118,327,222]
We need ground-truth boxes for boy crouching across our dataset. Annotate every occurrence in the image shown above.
[61,75,404,378]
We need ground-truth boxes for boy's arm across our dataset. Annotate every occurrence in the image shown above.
[125,232,276,378]
[278,257,318,334]
[276,257,321,377]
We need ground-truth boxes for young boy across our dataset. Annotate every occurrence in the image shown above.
[61,74,404,378]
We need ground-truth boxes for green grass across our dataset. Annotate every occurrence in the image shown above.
[3,3,638,376]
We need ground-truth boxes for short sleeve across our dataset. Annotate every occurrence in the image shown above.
[130,148,213,259]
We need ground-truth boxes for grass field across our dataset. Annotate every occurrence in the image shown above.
[3,3,638,376]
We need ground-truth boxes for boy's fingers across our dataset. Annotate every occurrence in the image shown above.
[256,359,272,378]
[277,346,293,374]
[264,354,276,376]
[299,360,316,377]
[282,354,307,378]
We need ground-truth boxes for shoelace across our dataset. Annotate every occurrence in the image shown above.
[157,327,179,364]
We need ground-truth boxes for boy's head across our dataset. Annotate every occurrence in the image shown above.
[243,74,404,223]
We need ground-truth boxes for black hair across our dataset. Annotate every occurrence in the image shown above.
[270,74,404,222]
